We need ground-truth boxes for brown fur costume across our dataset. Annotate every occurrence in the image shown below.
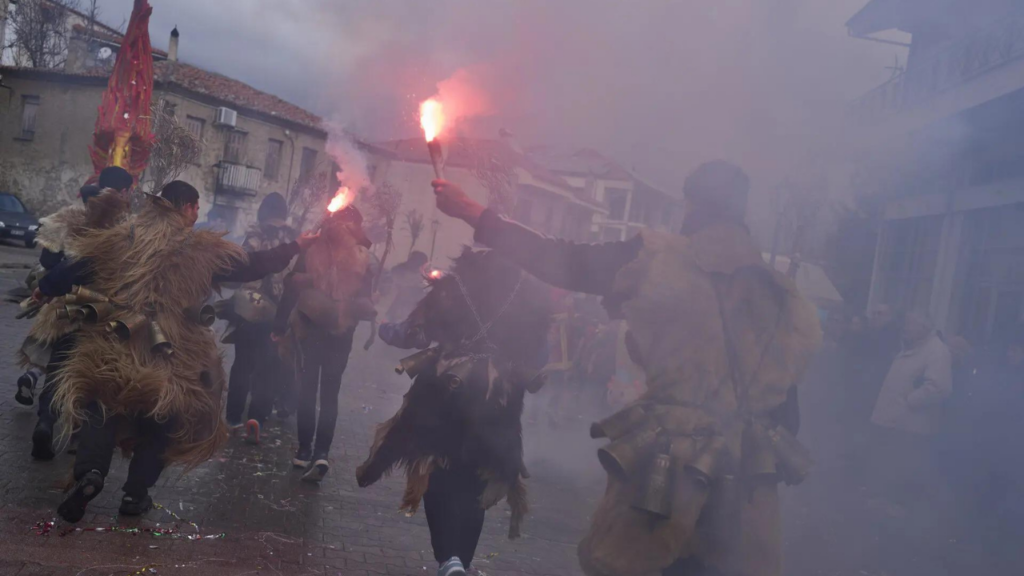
[356,249,552,539]
[577,225,822,576]
[52,197,247,468]
[19,191,131,370]
[283,209,371,355]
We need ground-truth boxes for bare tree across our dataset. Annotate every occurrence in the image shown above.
[4,0,80,69]
[460,140,518,216]
[289,168,335,232]
[403,209,425,257]
[366,181,403,283]
[142,100,204,194]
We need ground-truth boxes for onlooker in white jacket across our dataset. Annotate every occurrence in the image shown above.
[869,311,953,508]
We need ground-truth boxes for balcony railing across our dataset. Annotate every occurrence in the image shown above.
[216,161,261,195]
[851,16,1024,123]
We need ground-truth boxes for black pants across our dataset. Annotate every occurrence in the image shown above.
[74,402,169,498]
[225,323,277,425]
[36,334,76,429]
[296,329,354,457]
[423,461,487,568]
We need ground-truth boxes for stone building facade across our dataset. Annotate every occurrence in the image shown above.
[0,25,329,233]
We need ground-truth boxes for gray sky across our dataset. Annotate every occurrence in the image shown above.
[95,0,900,192]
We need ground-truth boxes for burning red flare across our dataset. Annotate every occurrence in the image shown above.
[420,98,445,142]
[428,269,443,280]
[328,187,351,213]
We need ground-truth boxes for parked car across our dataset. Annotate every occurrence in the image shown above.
[0,193,40,248]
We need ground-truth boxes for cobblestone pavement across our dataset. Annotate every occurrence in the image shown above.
[0,259,1020,576]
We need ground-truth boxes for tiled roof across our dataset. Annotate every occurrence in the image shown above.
[527,145,678,200]
[153,61,322,130]
[362,137,605,209]
[63,24,322,131]
[526,145,634,181]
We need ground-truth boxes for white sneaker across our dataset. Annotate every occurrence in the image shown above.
[438,557,466,576]
[301,459,329,482]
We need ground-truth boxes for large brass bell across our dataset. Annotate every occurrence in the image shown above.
[768,425,814,486]
[107,313,148,341]
[395,347,441,378]
[80,302,115,324]
[57,305,86,321]
[441,358,477,388]
[64,286,110,305]
[149,320,173,356]
[597,420,661,480]
[685,435,730,487]
[186,304,217,327]
[590,404,647,440]
[632,451,673,519]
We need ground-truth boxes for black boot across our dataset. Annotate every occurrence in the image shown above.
[119,492,153,516]
[58,470,104,523]
[31,421,55,461]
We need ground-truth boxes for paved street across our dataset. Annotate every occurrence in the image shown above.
[0,262,602,576]
[0,254,1019,575]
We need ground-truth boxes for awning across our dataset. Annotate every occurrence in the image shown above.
[846,0,908,37]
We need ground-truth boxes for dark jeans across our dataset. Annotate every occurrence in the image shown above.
[296,328,354,457]
[36,334,77,428]
[225,322,277,425]
[423,461,487,568]
[74,402,169,498]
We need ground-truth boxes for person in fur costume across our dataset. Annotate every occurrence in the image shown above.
[17,167,134,461]
[432,161,822,576]
[358,248,551,576]
[221,192,298,443]
[273,204,375,482]
[36,181,317,522]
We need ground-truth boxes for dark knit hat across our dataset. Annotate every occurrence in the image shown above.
[682,160,750,222]
[257,192,289,224]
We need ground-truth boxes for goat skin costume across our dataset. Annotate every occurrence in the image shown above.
[19,191,131,370]
[52,198,247,467]
[356,249,552,539]
[576,227,822,576]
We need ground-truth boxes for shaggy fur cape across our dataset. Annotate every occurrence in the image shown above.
[356,249,552,539]
[577,225,822,576]
[19,191,131,370]
[52,198,247,467]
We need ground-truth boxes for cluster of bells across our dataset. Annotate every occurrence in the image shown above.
[56,285,216,357]
[590,404,814,520]
[395,346,475,387]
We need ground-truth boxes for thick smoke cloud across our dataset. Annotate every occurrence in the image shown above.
[97,0,899,195]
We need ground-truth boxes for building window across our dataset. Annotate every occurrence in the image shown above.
[264,139,283,181]
[299,147,318,181]
[628,193,647,224]
[606,188,629,221]
[19,96,40,140]
[224,130,247,164]
[185,116,205,141]
[876,216,943,316]
[958,205,1024,342]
